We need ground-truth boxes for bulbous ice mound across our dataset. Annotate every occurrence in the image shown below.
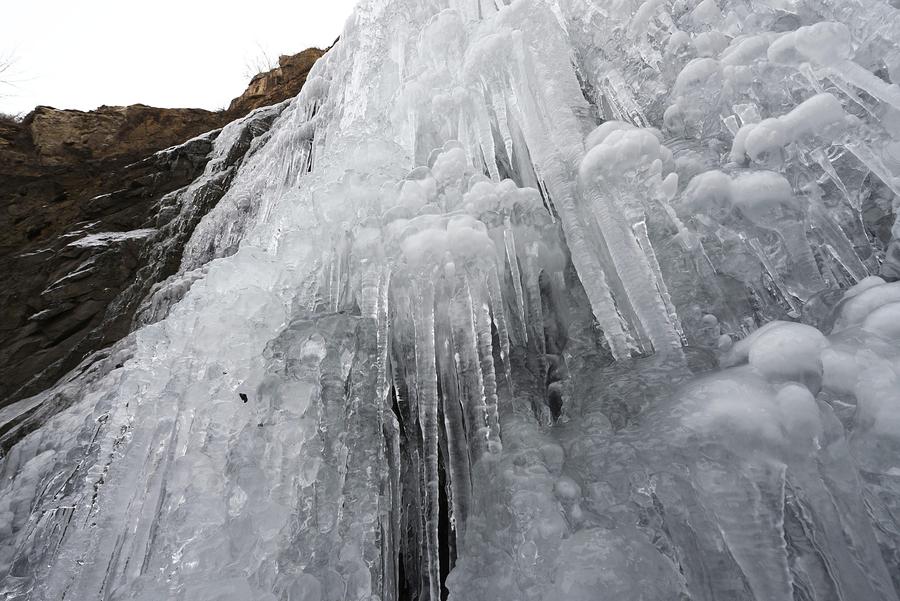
[2,0,900,599]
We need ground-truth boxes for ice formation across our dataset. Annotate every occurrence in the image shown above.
[2,0,900,599]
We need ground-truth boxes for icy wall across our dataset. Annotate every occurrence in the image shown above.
[2,0,900,599]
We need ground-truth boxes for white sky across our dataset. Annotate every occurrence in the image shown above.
[0,0,357,115]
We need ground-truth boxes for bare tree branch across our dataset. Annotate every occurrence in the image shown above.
[243,43,277,80]
[0,52,17,97]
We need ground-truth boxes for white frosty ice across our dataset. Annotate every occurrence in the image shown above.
[67,228,157,248]
[1,0,900,599]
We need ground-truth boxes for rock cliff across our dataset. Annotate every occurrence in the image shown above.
[228,48,325,115]
[0,48,324,407]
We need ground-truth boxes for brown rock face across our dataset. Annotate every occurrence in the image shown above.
[26,104,231,167]
[228,48,325,115]
[0,48,324,408]
[0,107,233,254]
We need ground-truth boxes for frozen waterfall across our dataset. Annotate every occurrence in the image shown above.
[3,0,900,599]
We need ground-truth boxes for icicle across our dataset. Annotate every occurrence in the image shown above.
[809,204,869,283]
[340,311,383,599]
[829,60,900,111]
[474,99,501,181]
[844,140,900,198]
[558,214,634,358]
[412,279,441,601]
[747,237,802,318]
[450,275,492,460]
[603,69,650,126]
[632,219,686,343]
[780,221,827,301]
[694,461,794,601]
[473,289,502,453]
[491,90,514,162]
[384,408,402,601]
[434,274,473,546]
[375,268,392,404]
[809,147,858,210]
[503,228,527,339]
[521,245,548,383]
[457,110,470,161]
[484,263,515,413]
[498,57,637,357]
[360,263,382,319]
[486,264,512,370]
[506,110,541,190]
[585,184,682,353]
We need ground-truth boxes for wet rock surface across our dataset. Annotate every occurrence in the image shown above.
[0,49,323,407]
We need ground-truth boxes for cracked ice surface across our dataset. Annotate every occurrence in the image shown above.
[2,0,900,599]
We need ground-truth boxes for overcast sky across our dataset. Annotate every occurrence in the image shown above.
[0,0,357,115]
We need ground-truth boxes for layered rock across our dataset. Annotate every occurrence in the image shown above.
[228,48,325,115]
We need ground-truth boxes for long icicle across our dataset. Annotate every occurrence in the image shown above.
[413,278,441,601]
